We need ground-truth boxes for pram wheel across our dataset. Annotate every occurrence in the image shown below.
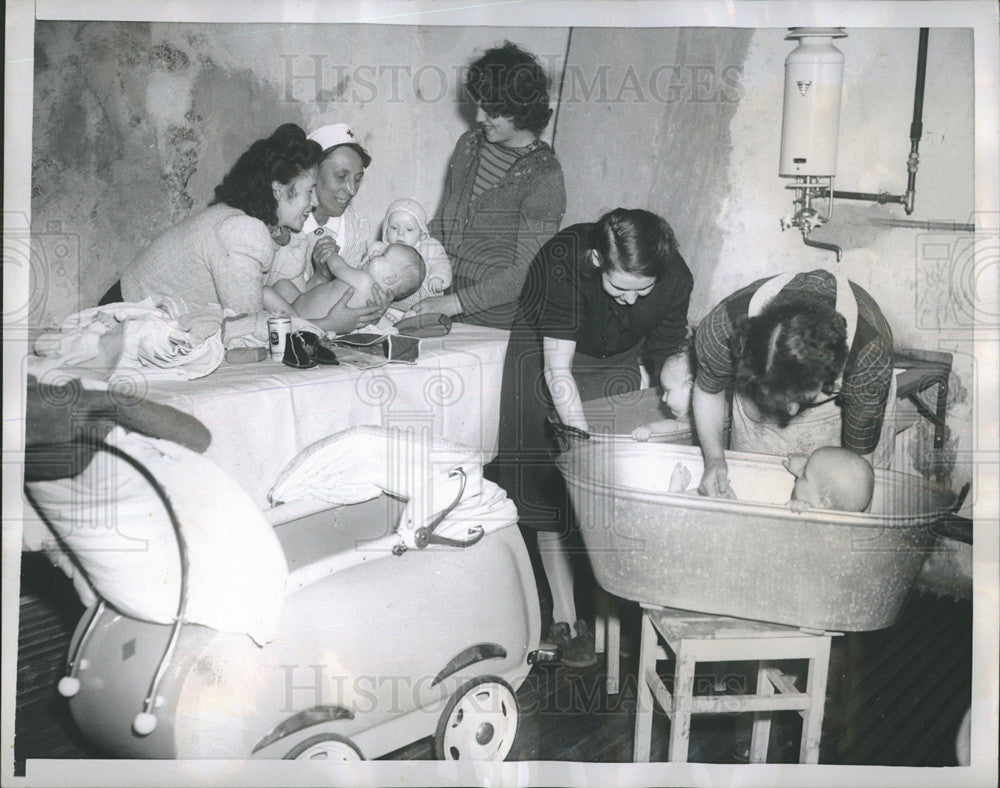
[435,676,520,761]
[284,733,364,761]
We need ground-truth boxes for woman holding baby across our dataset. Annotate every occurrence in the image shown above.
[492,208,693,666]
[112,123,386,344]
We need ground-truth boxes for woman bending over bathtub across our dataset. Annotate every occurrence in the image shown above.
[666,446,874,513]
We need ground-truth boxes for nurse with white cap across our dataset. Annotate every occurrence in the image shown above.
[268,123,389,333]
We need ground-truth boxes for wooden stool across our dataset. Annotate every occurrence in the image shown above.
[594,587,621,694]
[893,348,952,450]
[634,605,835,764]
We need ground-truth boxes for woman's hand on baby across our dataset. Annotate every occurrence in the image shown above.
[367,283,390,307]
[698,458,736,499]
[788,498,811,513]
[411,293,461,317]
[310,287,389,334]
[312,236,341,263]
[312,237,346,276]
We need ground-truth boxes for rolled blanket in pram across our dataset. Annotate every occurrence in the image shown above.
[25,427,288,646]
[268,425,518,550]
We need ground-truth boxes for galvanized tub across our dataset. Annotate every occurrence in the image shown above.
[557,442,954,632]
[551,388,694,447]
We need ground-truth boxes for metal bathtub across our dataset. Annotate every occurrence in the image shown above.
[557,442,954,631]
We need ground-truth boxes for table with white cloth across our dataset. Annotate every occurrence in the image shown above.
[142,324,510,506]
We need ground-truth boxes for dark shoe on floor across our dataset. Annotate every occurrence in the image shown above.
[731,733,752,764]
[562,619,598,668]
[547,621,573,650]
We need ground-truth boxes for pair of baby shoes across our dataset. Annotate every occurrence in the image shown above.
[282,331,339,368]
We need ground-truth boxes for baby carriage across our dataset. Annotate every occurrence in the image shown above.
[24,384,549,761]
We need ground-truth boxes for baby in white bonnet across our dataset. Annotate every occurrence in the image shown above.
[369,198,452,312]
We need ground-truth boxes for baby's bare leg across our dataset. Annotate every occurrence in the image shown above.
[302,268,332,289]
[273,279,304,304]
[263,283,298,315]
[292,280,353,320]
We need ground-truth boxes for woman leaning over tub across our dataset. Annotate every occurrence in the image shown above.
[117,124,381,344]
[490,208,693,666]
[692,270,894,498]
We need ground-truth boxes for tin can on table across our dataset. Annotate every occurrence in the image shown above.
[267,315,292,359]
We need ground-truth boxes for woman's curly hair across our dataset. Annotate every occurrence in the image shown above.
[211,123,323,226]
[465,41,553,135]
[732,293,848,418]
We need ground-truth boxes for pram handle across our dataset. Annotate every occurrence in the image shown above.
[413,468,485,550]
[49,436,190,737]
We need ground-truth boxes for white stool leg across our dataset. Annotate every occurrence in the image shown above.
[633,611,656,762]
[667,644,696,762]
[607,594,620,695]
[749,660,774,763]
[799,637,832,764]
[594,587,606,654]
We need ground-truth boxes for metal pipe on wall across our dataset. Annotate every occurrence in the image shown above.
[903,27,930,214]
[780,27,941,259]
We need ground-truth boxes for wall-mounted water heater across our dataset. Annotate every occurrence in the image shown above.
[779,27,847,259]
[778,27,946,258]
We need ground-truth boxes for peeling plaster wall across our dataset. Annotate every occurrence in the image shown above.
[30,21,569,324]
[555,26,752,320]
[708,28,974,328]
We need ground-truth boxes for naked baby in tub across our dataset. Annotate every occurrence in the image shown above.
[666,446,874,513]
[275,242,426,320]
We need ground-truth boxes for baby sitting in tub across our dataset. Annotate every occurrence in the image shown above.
[631,353,694,440]
[666,446,874,513]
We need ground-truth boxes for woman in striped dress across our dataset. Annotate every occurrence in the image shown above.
[412,41,566,330]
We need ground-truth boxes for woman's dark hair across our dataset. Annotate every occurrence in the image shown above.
[465,41,553,134]
[588,208,678,279]
[211,123,323,225]
[732,294,849,418]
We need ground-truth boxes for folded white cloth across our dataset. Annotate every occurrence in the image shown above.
[31,298,224,382]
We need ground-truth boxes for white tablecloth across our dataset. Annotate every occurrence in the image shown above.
[143,324,510,506]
